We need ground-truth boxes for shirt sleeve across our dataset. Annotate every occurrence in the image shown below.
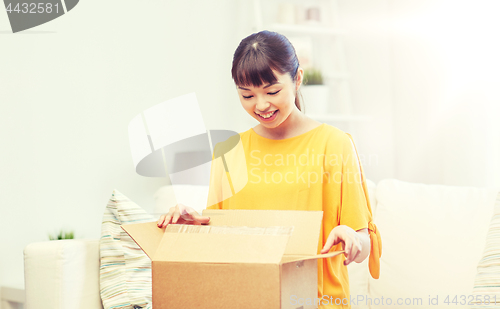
[339,133,371,231]
[339,133,382,279]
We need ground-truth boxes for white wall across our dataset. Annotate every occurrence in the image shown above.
[338,0,396,183]
[389,0,500,188]
[339,0,500,189]
[0,0,242,287]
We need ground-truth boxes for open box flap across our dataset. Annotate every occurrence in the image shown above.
[121,221,164,259]
[153,224,292,264]
[203,209,323,256]
[280,250,345,264]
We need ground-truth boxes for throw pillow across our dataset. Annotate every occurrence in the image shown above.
[471,190,500,308]
[100,189,155,309]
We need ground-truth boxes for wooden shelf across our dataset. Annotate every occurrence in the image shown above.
[269,23,345,36]
[305,113,372,122]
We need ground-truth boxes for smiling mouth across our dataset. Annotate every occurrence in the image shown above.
[256,110,278,119]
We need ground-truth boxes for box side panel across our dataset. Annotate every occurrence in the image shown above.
[152,261,280,309]
[281,259,318,309]
[202,209,323,256]
[155,232,289,264]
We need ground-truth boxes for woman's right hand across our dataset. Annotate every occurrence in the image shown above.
[157,203,211,228]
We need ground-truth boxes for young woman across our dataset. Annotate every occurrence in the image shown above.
[157,30,381,307]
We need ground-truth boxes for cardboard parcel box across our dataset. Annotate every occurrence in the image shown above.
[122,209,344,309]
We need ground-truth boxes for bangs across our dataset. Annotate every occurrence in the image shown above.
[233,52,280,88]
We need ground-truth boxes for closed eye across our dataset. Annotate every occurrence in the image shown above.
[242,90,281,99]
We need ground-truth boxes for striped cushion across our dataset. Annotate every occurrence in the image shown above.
[100,189,155,309]
[472,191,500,308]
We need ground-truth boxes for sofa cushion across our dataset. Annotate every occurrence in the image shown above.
[100,189,155,309]
[369,179,498,308]
[470,191,500,308]
[24,239,103,309]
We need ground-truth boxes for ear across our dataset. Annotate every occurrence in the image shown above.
[295,67,304,91]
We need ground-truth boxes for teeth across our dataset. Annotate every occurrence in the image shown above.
[259,111,275,118]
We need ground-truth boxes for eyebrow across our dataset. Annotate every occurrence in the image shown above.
[238,82,280,91]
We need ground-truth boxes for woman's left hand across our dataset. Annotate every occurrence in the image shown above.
[321,225,363,266]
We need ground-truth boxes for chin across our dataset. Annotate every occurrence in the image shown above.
[262,121,281,128]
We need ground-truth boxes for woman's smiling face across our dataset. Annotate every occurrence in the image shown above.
[236,69,300,129]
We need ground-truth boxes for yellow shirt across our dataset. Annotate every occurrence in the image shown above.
[206,123,381,309]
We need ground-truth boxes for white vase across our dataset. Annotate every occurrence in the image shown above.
[300,85,329,114]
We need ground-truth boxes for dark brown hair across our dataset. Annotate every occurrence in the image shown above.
[231,30,303,112]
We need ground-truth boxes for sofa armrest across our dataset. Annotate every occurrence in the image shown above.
[24,239,103,309]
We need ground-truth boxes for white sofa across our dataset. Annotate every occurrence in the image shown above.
[23,179,499,309]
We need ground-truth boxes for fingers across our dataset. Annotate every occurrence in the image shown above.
[177,205,210,225]
[191,214,211,225]
[178,206,196,222]
[157,214,166,227]
[321,235,335,254]
[158,207,176,228]
[344,236,362,266]
[321,226,363,266]
[157,205,211,228]
[172,209,181,224]
[350,249,361,264]
[321,230,340,254]
[164,207,176,227]
[343,238,353,265]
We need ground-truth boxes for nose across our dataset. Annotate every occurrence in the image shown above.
[255,96,271,112]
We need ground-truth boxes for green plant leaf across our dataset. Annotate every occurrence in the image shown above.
[48,229,75,240]
[303,68,324,85]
